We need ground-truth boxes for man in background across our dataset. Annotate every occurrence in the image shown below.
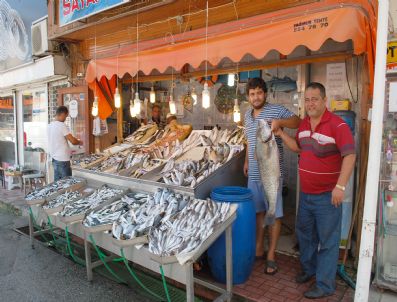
[48,106,82,181]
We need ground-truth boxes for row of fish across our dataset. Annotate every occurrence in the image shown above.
[161,158,222,188]
[60,185,124,217]
[124,124,160,144]
[112,188,192,241]
[83,194,140,227]
[43,190,83,211]
[71,153,104,167]
[25,177,83,201]
[148,199,230,257]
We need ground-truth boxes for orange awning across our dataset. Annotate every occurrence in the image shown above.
[86,0,377,88]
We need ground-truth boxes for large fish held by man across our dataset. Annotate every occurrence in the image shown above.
[255,119,280,225]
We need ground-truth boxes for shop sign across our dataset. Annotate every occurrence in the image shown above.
[60,0,130,26]
[387,41,397,71]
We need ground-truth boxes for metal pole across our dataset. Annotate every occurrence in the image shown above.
[185,262,194,302]
[29,208,34,249]
[355,1,389,301]
[225,225,233,302]
[84,231,93,281]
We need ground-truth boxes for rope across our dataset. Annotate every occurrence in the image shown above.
[120,248,164,301]
[160,265,172,302]
[65,226,86,266]
[88,234,126,284]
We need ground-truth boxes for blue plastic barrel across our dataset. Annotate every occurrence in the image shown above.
[334,110,356,135]
[207,186,256,284]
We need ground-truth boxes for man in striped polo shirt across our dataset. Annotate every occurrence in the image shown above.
[244,77,300,275]
[274,82,356,299]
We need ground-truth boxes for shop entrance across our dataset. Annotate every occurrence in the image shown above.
[57,86,93,155]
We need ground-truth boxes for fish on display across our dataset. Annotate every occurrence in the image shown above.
[112,188,190,240]
[83,194,141,227]
[148,199,230,257]
[60,185,123,217]
[160,142,243,188]
[256,119,280,225]
[25,177,83,201]
[43,191,83,210]
[71,154,104,167]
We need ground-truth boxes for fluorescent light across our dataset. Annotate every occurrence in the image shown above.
[130,100,136,117]
[92,96,99,117]
[202,82,210,109]
[228,73,235,87]
[114,87,121,108]
[150,86,156,103]
[169,95,176,114]
[134,92,141,115]
[233,98,241,123]
[191,87,198,105]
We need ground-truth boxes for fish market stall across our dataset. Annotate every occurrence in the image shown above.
[71,126,246,199]
[27,178,237,302]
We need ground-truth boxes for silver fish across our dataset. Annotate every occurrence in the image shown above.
[256,119,280,225]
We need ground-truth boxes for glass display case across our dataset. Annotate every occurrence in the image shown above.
[375,79,397,291]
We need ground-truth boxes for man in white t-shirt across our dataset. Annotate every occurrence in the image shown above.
[48,106,82,181]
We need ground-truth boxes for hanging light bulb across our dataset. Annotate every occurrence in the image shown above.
[134,92,141,116]
[130,100,136,117]
[191,87,198,105]
[202,82,210,109]
[92,96,99,117]
[228,73,235,87]
[169,95,176,115]
[233,98,241,123]
[114,86,121,108]
[150,85,156,103]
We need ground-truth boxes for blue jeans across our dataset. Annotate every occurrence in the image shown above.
[296,192,342,294]
[52,159,72,182]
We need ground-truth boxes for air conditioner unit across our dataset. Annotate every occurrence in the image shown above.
[31,17,52,57]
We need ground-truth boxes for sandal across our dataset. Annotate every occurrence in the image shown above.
[255,253,266,260]
[264,260,278,275]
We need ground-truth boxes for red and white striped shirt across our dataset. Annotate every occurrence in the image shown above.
[296,109,355,194]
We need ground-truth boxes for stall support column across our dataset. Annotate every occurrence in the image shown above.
[225,224,233,302]
[84,232,93,281]
[28,208,34,249]
[185,262,194,302]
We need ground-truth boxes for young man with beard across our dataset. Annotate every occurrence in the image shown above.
[244,77,300,275]
[273,82,356,299]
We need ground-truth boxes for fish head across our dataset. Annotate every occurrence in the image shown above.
[257,119,272,142]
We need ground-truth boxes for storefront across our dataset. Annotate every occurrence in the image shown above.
[0,55,69,175]
[36,0,378,300]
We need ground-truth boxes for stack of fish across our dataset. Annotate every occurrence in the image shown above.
[88,152,128,173]
[161,157,222,188]
[71,154,104,167]
[60,185,124,217]
[43,191,82,211]
[148,199,230,257]
[124,124,159,144]
[83,194,142,227]
[160,143,242,188]
[206,126,245,146]
[128,157,163,178]
[25,177,83,201]
[112,188,191,241]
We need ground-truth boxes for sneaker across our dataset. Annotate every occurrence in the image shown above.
[295,272,314,284]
